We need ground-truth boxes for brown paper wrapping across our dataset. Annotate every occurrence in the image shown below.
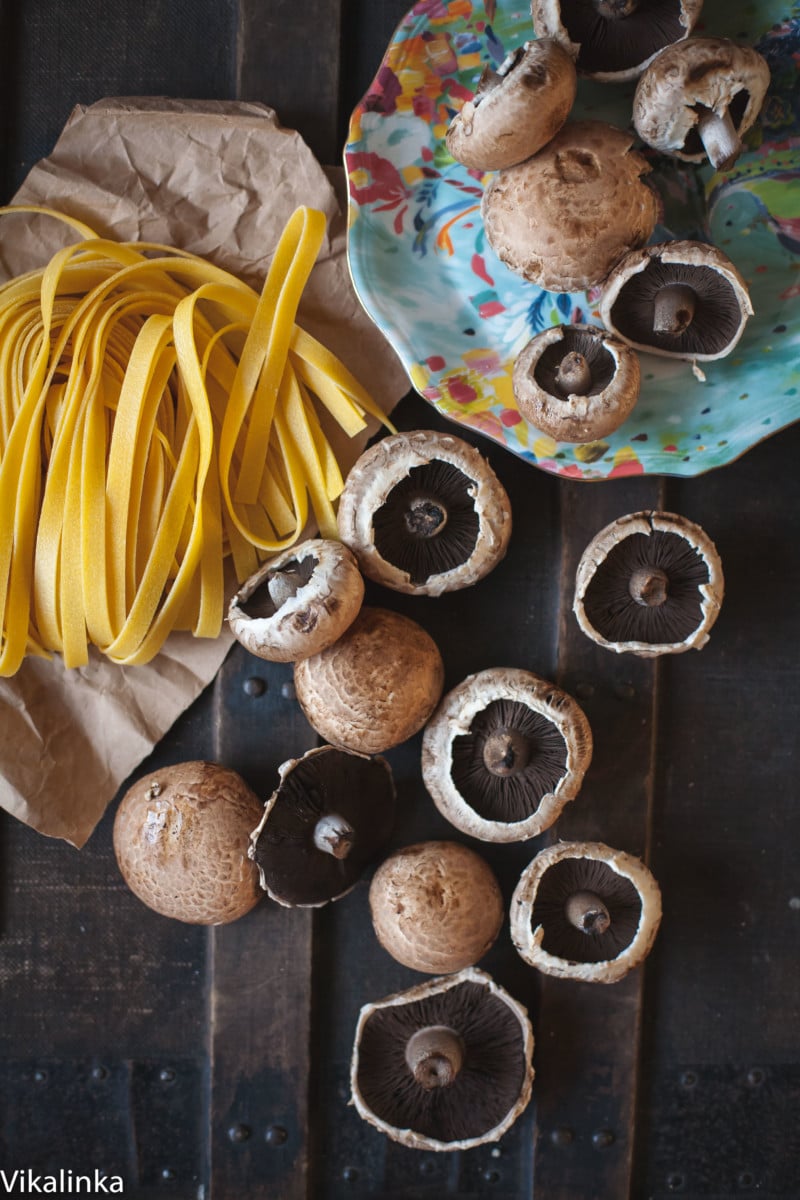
[0,98,409,847]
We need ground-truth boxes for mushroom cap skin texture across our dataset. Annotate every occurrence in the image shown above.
[227,538,364,663]
[574,510,724,657]
[249,745,396,908]
[337,430,511,596]
[512,323,641,443]
[369,841,504,974]
[350,966,535,1151]
[599,240,753,362]
[510,840,662,983]
[113,761,263,925]
[532,0,703,83]
[446,39,577,171]
[294,606,445,755]
[481,120,659,293]
[422,667,593,843]
[633,37,771,169]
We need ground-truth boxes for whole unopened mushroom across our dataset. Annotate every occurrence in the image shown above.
[446,39,577,171]
[294,607,445,754]
[513,323,641,442]
[249,746,395,907]
[227,539,364,663]
[351,967,534,1151]
[369,842,504,973]
[113,762,263,925]
[574,510,724,656]
[510,841,662,983]
[422,667,592,843]
[337,430,511,596]
[482,121,658,292]
[633,37,771,172]
[599,241,753,362]
[532,0,703,82]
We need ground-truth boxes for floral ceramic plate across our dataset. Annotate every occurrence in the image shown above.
[345,0,800,479]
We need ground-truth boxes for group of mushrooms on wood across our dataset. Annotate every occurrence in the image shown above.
[446,1,768,440]
[113,415,725,1150]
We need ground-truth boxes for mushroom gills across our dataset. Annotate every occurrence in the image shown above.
[450,699,569,824]
[355,981,527,1142]
[371,460,480,585]
[582,529,708,645]
[608,260,744,357]
[532,858,642,963]
[551,0,690,76]
[238,553,317,618]
[533,328,616,398]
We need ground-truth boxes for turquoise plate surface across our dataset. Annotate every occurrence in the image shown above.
[345,0,800,479]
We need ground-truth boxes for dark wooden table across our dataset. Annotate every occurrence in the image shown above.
[1,2,799,1197]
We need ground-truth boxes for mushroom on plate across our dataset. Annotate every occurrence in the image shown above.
[422,667,592,843]
[337,430,511,596]
[532,0,703,82]
[599,240,753,361]
[227,538,364,662]
[249,746,395,907]
[481,120,658,292]
[633,37,771,172]
[351,967,534,1151]
[512,323,641,442]
[573,510,724,656]
[294,606,445,754]
[510,840,662,983]
[369,842,504,973]
[446,39,577,171]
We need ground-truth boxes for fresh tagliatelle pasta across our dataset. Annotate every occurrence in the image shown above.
[0,204,393,674]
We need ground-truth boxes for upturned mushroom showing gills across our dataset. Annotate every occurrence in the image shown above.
[227,538,364,663]
[446,39,577,171]
[350,967,534,1151]
[511,841,662,983]
[574,510,724,656]
[369,842,504,973]
[633,37,771,172]
[422,667,592,843]
[481,121,658,293]
[337,430,511,596]
[249,746,395,907]
[599,241,753,362]
[294,607,445,754]
[531,0,703,82]
[512,323,641,442]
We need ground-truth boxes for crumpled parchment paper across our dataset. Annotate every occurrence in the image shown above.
[0,97,409,846]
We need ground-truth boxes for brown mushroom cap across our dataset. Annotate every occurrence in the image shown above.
[574,510,724,656]
[422,667,593,843]
[350,967,534,1151]
[369,841,504,973]
[512,322,641,442]
[633,37,771,170]
[294,606,445,754]
[446,39,577,171]
[249,746,396,908]
[532,0,703,82]
[227,538,364,663]
[113,761,263,925]
[599,240,753,362]
[481,120,658,292]
[510,840,662,983]
[337,430,511,596]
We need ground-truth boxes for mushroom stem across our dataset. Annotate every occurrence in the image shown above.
[554,351,593,397]
[629,566,669,607]
[267,564,306,610]
[405,1025,465,1090]
[565,890,611,935]
[652,284,697,336]
[697,106,743,172]
[483,727,530,777]
[593,0,638,16]
[404,498,448,539]
[313,813,355,859]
